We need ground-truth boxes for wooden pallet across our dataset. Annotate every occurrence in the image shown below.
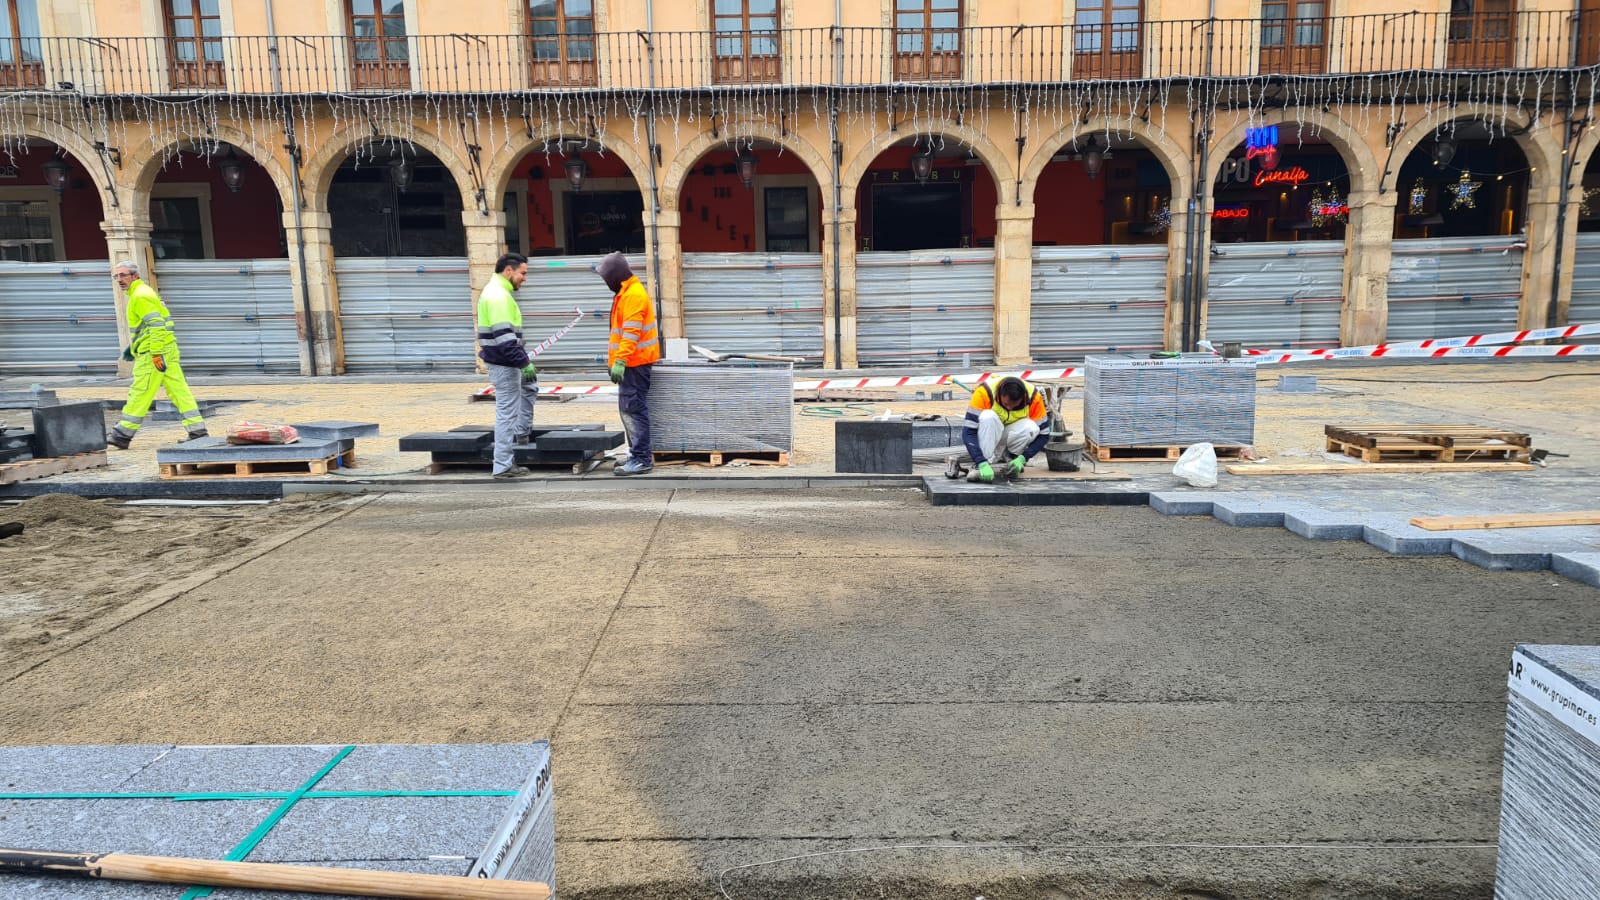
[1083,439,1247,463]
[652,449,790,468]
[1324,424,1531,463]
[0,451,109,485]
[159,449,356,480]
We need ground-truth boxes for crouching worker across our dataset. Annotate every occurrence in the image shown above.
[962,375,1049,483]
[107,260,206,449]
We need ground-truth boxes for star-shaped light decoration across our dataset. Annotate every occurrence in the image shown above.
[1152,199,1172,233]
[1409,179,1429,216]
[1582,186,1600,217]
[1449,170,1483,211]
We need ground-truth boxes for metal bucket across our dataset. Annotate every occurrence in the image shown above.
[1044,441,1083,472]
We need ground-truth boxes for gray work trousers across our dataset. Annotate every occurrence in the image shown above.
[487,363,538,474]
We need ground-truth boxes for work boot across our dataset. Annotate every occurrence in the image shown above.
[106,432,131,450]
[613,459,653,477]
[181,428,209,443]
[492,466,532,479]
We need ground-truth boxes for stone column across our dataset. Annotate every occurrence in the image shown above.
[1162,203,1194,351]
[1548,181,1585,327]
[821,207,857,369]
[648,210,684,343]
[283,210,341,376]
[1342,189,1398,346]
[992,203,1036,365]
[1522,192,1563,330]
[100,218,155,378]
[463,210,510,373]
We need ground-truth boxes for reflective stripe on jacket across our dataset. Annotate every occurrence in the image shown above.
[476,273,530,368]
[124,278,176,354]
[962,376,1050,463]
[608,275,660,368]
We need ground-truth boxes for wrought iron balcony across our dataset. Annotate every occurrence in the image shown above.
[0,12,1592,99]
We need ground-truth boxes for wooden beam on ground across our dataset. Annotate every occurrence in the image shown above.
[1410,511,1600,531]
[1225,462,1537,476]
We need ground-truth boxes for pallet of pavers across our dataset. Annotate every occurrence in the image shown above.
[1324,424,1532,463]
[155,422,379,480]
[1,400,111,484]
[0,742,554,897]
[399,424,624,475]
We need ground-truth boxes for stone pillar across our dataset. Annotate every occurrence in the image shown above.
[1549,181,1585,327]
[1163,203,1194,351]
[464,210,510,373]
[821,207,857,369]
[992,203,1035,365]
[652,209,684,341]
[100,218,155,378]
[1522,193,1563,330]
[283,211,341,376]
[1342,189,1398,346]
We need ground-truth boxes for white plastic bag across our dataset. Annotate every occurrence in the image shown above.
[1173,442,1218,488]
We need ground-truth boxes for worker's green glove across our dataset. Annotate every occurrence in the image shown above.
[121,345,134,362]
[1008,456,1027,476]
[609,361,626,384]
[521,363,537,381]
[976,462,994,483]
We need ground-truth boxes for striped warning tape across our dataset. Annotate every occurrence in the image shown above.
[1246,320,1600,360]
[532,366,1085,396]
[1252,343,1600,365]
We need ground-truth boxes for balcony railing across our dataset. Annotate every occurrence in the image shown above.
[1,13,1590,98]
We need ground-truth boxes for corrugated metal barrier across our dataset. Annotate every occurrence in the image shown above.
[855,249,995,367]
[1204,240,1345,351]
[151,259,299,375]
[521,254,640,370]
[0,261,120,375]
[334,257,473,372]
[1568,232,1600,344]
[1030,245,1168,361]
[1388,235,1522,342]
[682,252,825,364]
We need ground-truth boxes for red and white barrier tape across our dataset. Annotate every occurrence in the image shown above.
[1252,343,1600,365]
[1246,320,1600,361]
[527,307,586,360]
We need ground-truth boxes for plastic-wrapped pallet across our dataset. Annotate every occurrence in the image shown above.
[646,360,794,452]
[1083,353,1256,447]
[1496,645,1600,899]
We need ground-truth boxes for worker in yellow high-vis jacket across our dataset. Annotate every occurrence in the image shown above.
[107,260,207,449]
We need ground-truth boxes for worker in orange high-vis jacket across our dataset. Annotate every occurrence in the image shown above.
[107,260,207,449]
[961,375,1049,483]
[597,251,660,476]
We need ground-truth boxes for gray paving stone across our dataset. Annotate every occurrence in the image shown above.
[1451,536,1554,572]
[1283,509,1368,541]
[1552,552,1600,588]
[1147,491,1220,516]
[32,400,107,457]
[155,437,342,464]
[292,421,380,440]
[398,432,492,453]
[1211,499,1286,527]
[1361,521,1456,556]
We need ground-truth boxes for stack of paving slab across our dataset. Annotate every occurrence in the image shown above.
[1084,353,1255,447]
[0,742,554,897]
[0,387,59,409]
[0,422,34,463]
[398,424,623,470]
[1496,645,1600,897]
[155,422,379,477]
[648,360,793,453]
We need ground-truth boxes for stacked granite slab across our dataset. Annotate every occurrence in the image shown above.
[0,742,554,897]
[1496,645,1600,898]
[1084,354,1255,447]
[0,388,58,409]
[648,361,793,453]
[400,424,622,469]
[154,422,378,471]
[0,424,33,463]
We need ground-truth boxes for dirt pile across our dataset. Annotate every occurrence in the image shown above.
[4,493,122,528]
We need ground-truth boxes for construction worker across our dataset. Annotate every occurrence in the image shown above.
[107,260,206,449]
[962,375,1049,483]
[477,252,539,479]
[598,251,659,476]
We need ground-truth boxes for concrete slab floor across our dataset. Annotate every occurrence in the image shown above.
[4,489,1598,898]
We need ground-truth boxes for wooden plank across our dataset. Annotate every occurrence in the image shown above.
[1226,461,1536,476]
[1086,439,1247,463]
[1409,511,1600,531]
[158,450,354,480]
[0,451,109,484]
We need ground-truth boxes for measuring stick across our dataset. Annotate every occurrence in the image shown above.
[527,306,586,360]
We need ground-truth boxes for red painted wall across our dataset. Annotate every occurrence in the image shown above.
[679,149,817,252]
[3,146,108,259]
[511,150,639,251]
[1032,161,1109,245]
[153,152,285,259]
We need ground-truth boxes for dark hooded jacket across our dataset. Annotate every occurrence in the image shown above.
[597,252,632,293]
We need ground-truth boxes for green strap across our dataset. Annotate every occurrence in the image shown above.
[178,744,356,900]
[0,789,518,801]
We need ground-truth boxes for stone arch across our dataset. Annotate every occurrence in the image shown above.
[122,123,294,214]
[840,118,1015,204]
[659,122,834,211]
[482,131,654,202]
[301,122,476,211]
[1207,109,1380,197]
[1384,105,1562,197]
[4,115,114,202]
[1022,116,1191,207]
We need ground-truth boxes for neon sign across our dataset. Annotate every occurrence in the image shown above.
[1212,208,1249,220]
[1254,166,1309,188]
[1245,126,1280,171]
